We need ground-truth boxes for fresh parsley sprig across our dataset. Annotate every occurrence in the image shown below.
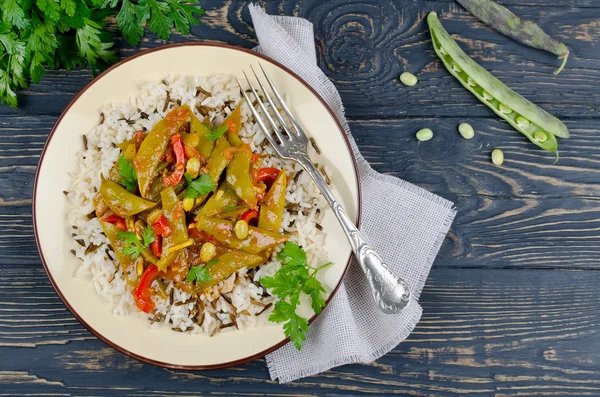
[117,225,156,259]
[0,0,204,108]
[184,172,215,199]
[260,242,332,350]
[117,155,137,192]
[203,124,228,142]
[186,263,212,283]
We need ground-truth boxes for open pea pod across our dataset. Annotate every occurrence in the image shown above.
[190,111,215,158]
[156,187,189,271]
[194,250,266,290]
[427,12,568,157]
[195,216,288,254]
[134,107,190,198]
[100,220,135,269]
[100,179,157,218]
[226,145,257,208]
[197,182,240,218]
[258,169,287,232]
[191,137,232,208]
[223,106,243,147]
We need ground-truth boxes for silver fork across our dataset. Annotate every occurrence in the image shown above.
[237,64,411,314]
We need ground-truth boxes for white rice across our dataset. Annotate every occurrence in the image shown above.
[66,74,329,335]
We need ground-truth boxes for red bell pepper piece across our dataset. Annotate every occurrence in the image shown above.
[150,236,162,258]
[134,264,162,313]
[101,214,127,230]
[251,153,260,163]
[162,134,185,187]
[240,209,259,224]
[255,167,280,186]
[151,215,171,237]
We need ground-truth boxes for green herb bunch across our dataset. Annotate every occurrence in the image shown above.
[0,0,204,108]
[260,242,331,350]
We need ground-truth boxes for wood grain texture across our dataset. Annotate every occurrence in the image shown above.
[2,0,600,395]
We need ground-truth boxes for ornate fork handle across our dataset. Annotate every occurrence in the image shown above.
[297,154,412,314]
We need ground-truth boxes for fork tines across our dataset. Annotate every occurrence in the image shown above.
[236,64,307,158]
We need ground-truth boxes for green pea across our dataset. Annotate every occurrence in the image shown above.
[498,103,512,115]
[491,149,504,166]
[516,116,531,128]
[400,72,418,87]
[416,128,433,141]
[451,62,463,73]
[458,123,475,139]
[482,90,494,101]
[534,131,548,143]
[467,77,478,87]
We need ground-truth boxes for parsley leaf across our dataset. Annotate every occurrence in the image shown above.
[0,0,203,108]
[117,225,155,259]
[186,265,211,283]
[204,124,228,142]
[184,173,215,199]
[117,155,138,192]
[260,242,330,350]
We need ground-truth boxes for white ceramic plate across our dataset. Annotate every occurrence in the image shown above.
[33,43,360,369]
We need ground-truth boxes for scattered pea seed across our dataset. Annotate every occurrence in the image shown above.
[458,123,475,139]
[399,72,418,87]
[200,242,216,263]
[416,128,433,142]
[498,103,512,114]
[491,149,504,166]
[533,131,548,143]
[515,116,531,128]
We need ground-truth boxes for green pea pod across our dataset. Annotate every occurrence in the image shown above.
[157,187,189,272]
[197,182,239,218]
[195,216,289,254]
[456,0,569,75]
[100,220,135,269]
[190,136,232,209]
[258,169,287,233]
[133,118,170,198]
[100,179,157,218]
[190,112,215,158]
[194,250,266,291]
[427,12,568,158]
[226,146,257,208]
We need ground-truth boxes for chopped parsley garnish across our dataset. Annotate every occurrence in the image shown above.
[117,155,138,192]
[117,225,155,259]
[186,265,211,283]
[184,173,215,199]
[260,242,332,350]
[203,124,228,141]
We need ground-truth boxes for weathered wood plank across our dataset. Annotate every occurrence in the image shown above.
[3,116,600,269]
[1,0,599,119]
[1,267,599,396]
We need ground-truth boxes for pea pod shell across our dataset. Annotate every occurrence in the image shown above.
[456,0,569,74]
[427,12,568,145]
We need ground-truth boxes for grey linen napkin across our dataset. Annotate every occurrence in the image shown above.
[248,4,457,383]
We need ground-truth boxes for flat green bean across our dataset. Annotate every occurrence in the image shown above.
[427,12,568,160]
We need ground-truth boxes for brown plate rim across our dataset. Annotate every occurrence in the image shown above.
[32,42,362,371]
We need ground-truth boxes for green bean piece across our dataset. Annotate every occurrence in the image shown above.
[491,149,504,166]
[427,12,568,160]
[416,128,433,141]
[399,72,418,87]
[456,0,569,74]
[458,123,475,139]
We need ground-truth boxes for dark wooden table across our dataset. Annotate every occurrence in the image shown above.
[3,0,600,395]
